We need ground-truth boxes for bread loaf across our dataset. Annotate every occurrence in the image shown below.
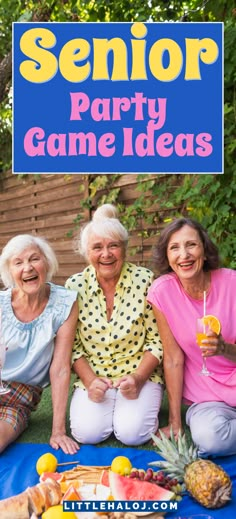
[0,490,29,519]
[26,485,47,515]
[35,482,52,510]
[43,480,62,505]
[0,479,62,518]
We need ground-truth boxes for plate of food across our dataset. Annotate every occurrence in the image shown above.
[0,455,175,519]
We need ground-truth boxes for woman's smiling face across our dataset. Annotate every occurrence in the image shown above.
[87,234,126,283]
[167,224,206,283]
[9,246,48,293]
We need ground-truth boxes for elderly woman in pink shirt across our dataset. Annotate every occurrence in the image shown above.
[148,217,236,457]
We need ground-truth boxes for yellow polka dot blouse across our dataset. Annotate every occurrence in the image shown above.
[65,262,163,388]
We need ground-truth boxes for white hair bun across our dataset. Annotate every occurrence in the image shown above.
[93,204,119,221]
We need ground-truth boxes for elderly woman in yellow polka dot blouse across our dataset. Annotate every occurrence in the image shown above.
[65,204,164,446]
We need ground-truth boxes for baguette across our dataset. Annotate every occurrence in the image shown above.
[26,485,46,515]
[35,483,51,511]
[27,480,62,515]
[0,480,62,518]
[0,490,29,519]
[44,480,62,506]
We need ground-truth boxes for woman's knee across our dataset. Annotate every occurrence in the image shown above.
[114,382,162,446]
[114,414,159,446]
[70,395,113,444]
[0,421,23,453]
[190,420,219,456]
[187,406,231,456]
[70,420,111,444]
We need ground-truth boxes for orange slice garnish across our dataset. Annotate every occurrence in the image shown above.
[202,315,221,335]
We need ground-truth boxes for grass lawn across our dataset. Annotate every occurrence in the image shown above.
[18,379,190,449]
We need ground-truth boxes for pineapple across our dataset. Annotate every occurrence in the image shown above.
[150,429,232,509]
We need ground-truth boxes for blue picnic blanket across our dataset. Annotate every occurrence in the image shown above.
[0,443,235,517]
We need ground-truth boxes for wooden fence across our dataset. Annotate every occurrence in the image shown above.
[0,171,172,286]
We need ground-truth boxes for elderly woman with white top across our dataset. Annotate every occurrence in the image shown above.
[0,234,79,454]
[65,204,164,446]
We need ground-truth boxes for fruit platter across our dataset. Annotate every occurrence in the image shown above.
[0,452,176,519]
[0,430,233,519]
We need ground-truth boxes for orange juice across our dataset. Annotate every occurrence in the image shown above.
[196,332,207,347]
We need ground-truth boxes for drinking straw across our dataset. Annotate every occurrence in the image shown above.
[203,290,206,333]
[203,290,206,317]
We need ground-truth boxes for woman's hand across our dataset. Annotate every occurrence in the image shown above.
[200,332,225,357]
[201,333,236,362]
[88,377,113,402]
[114,373,144,399]
[50,432,79,455]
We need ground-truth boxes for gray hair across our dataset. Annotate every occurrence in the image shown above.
[0,234,58,288]
[76,204,129,260]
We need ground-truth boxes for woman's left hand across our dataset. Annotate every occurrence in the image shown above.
[200,332,225,357]
[50,432,80,455]
[114,373,144,399]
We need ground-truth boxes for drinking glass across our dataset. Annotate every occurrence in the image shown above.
[196,318,212,376]
[0,334,10,394]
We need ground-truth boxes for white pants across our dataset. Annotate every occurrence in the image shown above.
[186,401,236,457]
[70,381,163,446]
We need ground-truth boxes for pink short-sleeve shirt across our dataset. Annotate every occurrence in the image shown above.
[147,268,236,406]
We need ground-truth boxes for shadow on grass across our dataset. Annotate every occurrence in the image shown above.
[18,383,191,449]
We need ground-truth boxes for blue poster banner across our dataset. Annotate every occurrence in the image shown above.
[13,22,223,174]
